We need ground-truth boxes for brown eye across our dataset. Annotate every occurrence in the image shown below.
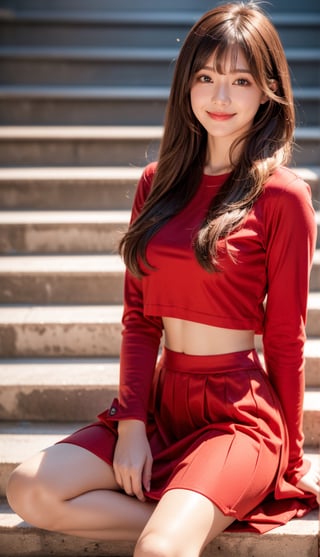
[234,78,250,86]
[199,75,212,83]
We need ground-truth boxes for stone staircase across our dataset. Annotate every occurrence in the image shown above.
[0,0,319,555]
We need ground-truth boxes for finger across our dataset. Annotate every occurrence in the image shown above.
[113,463,134,496]
[142,455,153,493]
[113,465,124,490]
[121,470,136,497]
[131,471,145,502]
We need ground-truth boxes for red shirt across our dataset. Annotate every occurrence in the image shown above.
[118,162,317,485]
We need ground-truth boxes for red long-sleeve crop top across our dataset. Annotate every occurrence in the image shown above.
[113,161,317,486]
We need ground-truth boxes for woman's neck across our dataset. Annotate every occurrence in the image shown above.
[205,135,241,176]
[204,162,233,176]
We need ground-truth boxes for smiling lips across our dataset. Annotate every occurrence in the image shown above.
[207,112,235,121]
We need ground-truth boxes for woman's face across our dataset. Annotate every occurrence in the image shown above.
[190,48,268,145]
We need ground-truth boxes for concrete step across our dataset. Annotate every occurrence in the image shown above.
[0,254,125,303]
[0,359,119,422]
[0,300,320,358]
[304,389,320,447]
[0,126,162,167]
[1,12,319,49]
[1,47,319,87]
[293,167,320,199]
[0,304,123,357]
[0,11,196,50]
[0,498,318,557]
[0,126,319,167]
[0,85,318,126]
[0,0,222,13]
[303,338,320,387]
[288,48,320,87]
[0,46,176,87]
[0,0,318,12]
[0,212,129,254]
[307,292,320,336]
[293,127,320,166]
[0,166,140,210]
[0,357,318,438]
[272,14,320,48]
[0,251,319,302]
[295,87,320,127]
[0,166,318,211]
[310,249,320,290]
[0,85,168,126]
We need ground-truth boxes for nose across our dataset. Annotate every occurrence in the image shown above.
[211,82,230,105]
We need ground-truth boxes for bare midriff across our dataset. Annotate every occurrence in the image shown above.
[162,316,255,356]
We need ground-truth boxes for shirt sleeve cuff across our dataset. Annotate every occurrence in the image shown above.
[97,398,147,424]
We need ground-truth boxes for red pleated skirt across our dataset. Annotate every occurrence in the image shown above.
[59,348,317,533]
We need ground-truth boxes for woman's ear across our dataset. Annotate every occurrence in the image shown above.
[260,79,278,104]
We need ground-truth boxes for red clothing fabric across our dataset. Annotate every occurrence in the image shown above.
[117,163,316,483]
[64,348,289,530]
[60,162,318,532]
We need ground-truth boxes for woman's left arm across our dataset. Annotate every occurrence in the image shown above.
[263,175,317,487]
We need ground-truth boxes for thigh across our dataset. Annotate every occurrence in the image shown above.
[12,442,119,499]
[138,488,234,556]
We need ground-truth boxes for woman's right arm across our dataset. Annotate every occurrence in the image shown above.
[105,162,163,423]
[111,268,163,501]
[117,269,164,422]
[99,163,163,499]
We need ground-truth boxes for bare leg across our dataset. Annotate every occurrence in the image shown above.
[7,444,234,553]
[134,489,235,557]
[6,443,156,541]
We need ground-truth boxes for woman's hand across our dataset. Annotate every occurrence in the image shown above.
[113,419,153,502]
[296,459,320,504]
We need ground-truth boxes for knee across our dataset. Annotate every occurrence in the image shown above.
[134,532,179,557]
[6,464,30,513]
[6,463,57,530]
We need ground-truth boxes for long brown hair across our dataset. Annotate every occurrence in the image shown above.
[120,1,295,276]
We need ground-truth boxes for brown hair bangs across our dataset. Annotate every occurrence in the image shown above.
[188,7,290,106]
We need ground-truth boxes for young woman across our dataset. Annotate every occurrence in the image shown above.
[7,2,319,556]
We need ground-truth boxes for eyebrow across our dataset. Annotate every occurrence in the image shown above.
[201,66,253,74]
